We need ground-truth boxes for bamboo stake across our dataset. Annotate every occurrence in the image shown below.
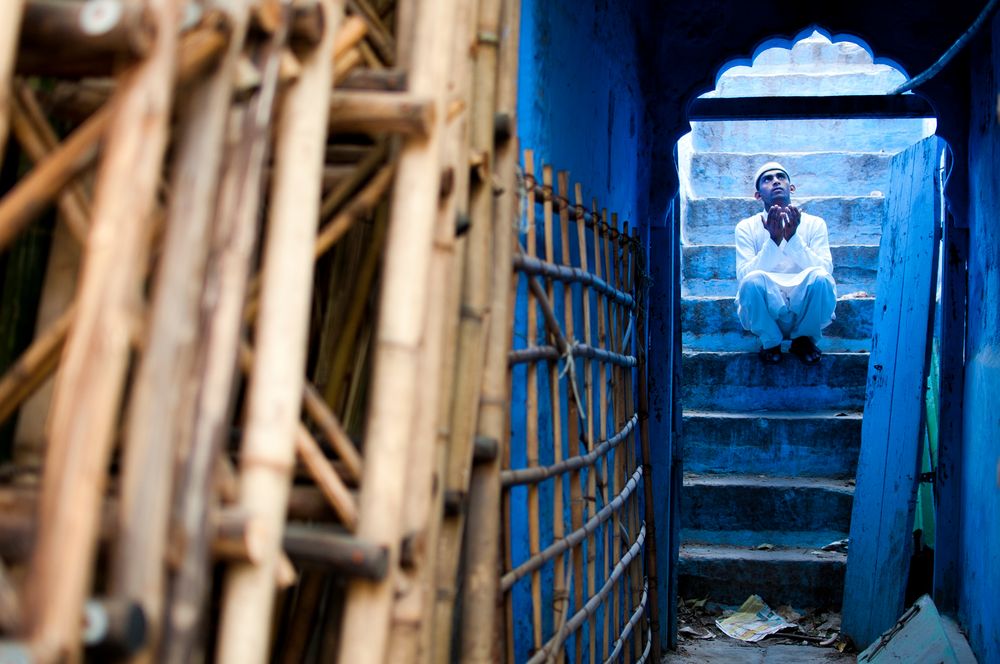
[336,0,461,657]
[294,423,359,529]
[327,90,433,136]
[594,206,611,661]
[0,0,25,169]
[386,0,472,657]
[24,0,181,658]
[430,0,504,658]
[574,183,598,661]
[541,164,569,640]
[634,229,661,662]
[216,1,340,660]
[333,14,368,58]
[460,0,520,658]
[160,8,286,661]
[556,171,586,664]
[522,150,544,652]
[346,0,395,65]
[112,3,253,662]
[607,212,624,651]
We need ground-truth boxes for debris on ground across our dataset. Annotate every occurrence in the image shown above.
[822,538,850,552]
[715,595,797,642]
[677,595,853,652]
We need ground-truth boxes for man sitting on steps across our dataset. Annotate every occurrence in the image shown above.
[735,162,837,365]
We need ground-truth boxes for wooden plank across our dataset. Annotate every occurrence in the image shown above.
[842,136,941,648]
[24,0,180,658]
[687,94,936,121]
[215,2,340,661]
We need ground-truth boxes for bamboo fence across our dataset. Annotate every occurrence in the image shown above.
[503,151,660,663]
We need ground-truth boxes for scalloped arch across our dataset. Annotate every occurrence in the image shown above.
[702,25,911,97]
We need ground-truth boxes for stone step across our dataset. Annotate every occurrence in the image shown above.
[681,244,879,297]
[682,195,884,245]
[682,351,868,412]
[689,118,934,157]
[678,544,845,609]
[708,69,907,98]
[683,410,862,478]
[681,295,874,353]
[685,152,892,198]
[681,475,854,536]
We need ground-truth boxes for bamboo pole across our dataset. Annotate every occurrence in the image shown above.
[430,0,504,657]
[460,0,520,659]
[541,164,569,640]
[111,3,253,662]
[634,229,661,662]
[160,9,286,661]
[556,171,586,664]
[607,212,624,651]
[24,0,181,659]
[574,183,598,660]
[0,0,25,170]
[216,2,339,661]
[385,0,472,657]
[522,150,544,652]
[336,0,461,657]
[327,90,433,136]
[594,206,611,660]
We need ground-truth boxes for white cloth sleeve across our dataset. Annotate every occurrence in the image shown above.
[735,220,784,282]
[783,218,833,273]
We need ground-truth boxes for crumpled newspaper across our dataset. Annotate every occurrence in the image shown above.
[715,595,797,642]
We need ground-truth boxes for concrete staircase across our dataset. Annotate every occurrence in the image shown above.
[675,31,933,611]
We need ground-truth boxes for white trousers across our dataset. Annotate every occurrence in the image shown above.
[735,268,837,349]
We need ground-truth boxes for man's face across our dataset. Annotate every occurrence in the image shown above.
[755,169,794,209]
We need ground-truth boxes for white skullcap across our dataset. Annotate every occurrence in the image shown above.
[753,162,790,190]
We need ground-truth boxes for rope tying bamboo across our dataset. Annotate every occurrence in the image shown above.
[500,414,638,487]
[524,521,646,664]
[501,465,642,590]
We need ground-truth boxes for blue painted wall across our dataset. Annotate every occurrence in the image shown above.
[957,14,1000,663]
[517,0,649,224]
[510,1,672,659]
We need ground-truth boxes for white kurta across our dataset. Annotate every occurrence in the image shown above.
[734,211,837,349]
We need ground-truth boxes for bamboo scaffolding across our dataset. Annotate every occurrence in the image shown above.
[336,0,461,659]
[385,0,471,658]
[216,3,339,660]
[0,17,231,253]
[458,0,519,656]
[605,578,648,664]
[0,0,25,167]
[24,0,181,659]
[429,0,503,656]
[111,3,253,661]
[522,149,544,652]
[0,305,74,425]
[159,9,288,661]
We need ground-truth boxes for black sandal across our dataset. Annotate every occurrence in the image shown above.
[790,337,822,365]
[759,344,783,365]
